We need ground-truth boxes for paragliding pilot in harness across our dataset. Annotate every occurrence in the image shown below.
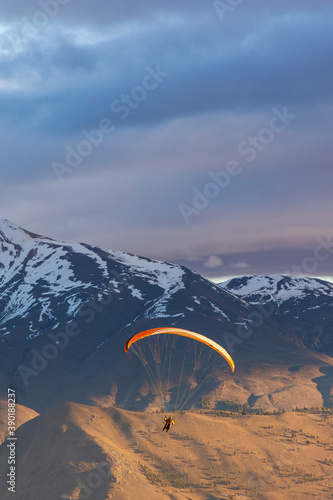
[163,415,174,432]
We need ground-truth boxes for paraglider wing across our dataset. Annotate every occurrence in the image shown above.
[124,327,235,372]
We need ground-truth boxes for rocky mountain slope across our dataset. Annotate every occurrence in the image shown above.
[220,275,333,356]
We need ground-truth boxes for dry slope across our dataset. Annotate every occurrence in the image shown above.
[0,402,332,500]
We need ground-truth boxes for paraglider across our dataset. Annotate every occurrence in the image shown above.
[124,327,235,415]
[124,327,235,372]
[163,415,175,432]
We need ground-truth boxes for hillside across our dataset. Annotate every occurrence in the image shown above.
[0,402,332,500]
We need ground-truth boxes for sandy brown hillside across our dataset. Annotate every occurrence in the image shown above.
[0,402,332,500]
[0,401,38,444]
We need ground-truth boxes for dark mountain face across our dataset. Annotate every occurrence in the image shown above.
[1,220,332,413]
[220,275,333,356]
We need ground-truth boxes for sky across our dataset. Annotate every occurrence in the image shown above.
[0,0,333,283]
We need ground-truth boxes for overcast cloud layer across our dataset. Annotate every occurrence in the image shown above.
[1,1,333,281]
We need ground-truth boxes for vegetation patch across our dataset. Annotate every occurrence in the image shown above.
[199,400,282,415]
[140,461,192,488]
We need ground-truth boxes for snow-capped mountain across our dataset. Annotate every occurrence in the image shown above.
[0,218,185,335]
[0,218,246,340]
[220,275,333,355]
[1,220,332,413]
[0,219,253,410]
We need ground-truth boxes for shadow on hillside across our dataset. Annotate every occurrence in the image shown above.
[247,393,261,406]
[288,364,303,372]
[116,375,222,412]
[312,366,333,408]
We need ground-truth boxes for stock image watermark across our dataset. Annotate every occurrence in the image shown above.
[52,65,169,181]
[213,0,244,22]
[6,388,17,493]
[1,0,72,51]
[289,235,333,277]
[178,106,296,225]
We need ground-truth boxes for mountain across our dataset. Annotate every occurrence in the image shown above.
[220,275,333,356]
[0,218,249,410]
[0,220,332,414]
[1,222,333,500]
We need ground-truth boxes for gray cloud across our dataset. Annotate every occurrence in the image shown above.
[0,1,332,282]
[1,5,333,136]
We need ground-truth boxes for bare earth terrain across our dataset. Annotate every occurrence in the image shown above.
[0,402,332,500]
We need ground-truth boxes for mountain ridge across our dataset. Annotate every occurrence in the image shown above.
[220,274,333,356]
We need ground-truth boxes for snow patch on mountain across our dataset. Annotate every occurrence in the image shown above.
[128,285,144,300]
[209,301,230,319]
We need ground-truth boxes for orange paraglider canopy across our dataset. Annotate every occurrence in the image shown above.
[124,327,234,372]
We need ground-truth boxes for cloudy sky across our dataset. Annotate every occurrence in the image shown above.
[1,0,332,282]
